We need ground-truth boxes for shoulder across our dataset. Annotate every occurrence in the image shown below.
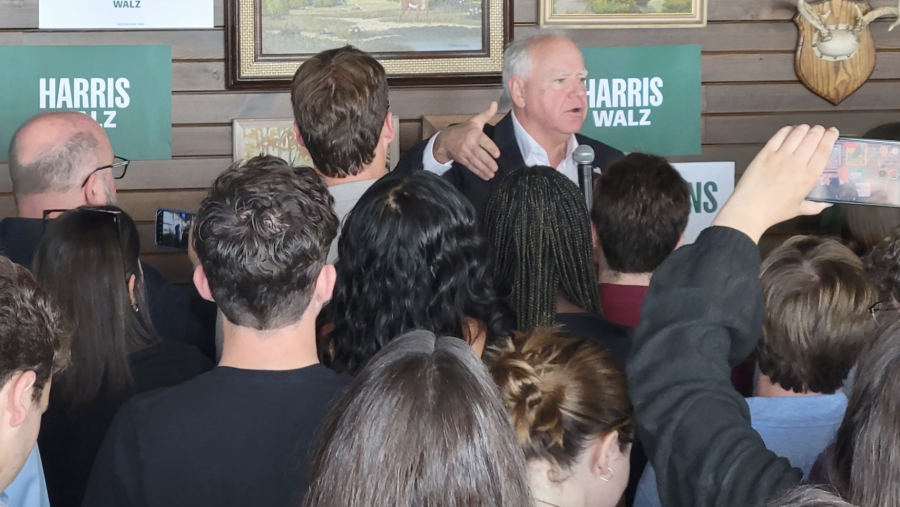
[574,133,625,165]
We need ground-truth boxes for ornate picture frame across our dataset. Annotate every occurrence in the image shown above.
[226,0,511,88]
[232,118,401,170]
[540,0,706,28]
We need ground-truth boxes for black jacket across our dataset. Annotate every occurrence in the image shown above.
[394,112,623,213]
[627,227,803,507]
[0,217,216,358]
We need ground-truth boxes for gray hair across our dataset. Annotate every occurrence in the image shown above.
[502,32,569,98]
[767,487,857,507]
[9,129,99,196]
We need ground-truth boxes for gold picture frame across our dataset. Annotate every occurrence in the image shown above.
[232,118,401,171]
[225,0,510,88]
[540,0,706,28]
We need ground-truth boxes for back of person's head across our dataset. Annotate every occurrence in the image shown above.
[591,153,690,274]
[767,486,858,507]
[193,156,338,330]
[864,224,900,301]
[759,236,877,394]
[291,46,390,178]
[830,319,900,507]
[322,171,512,375]
[482,166,601,332]
[8,112,115,204]
[0,255,69,490]
[304,330,533,507]
[486,327,633,507]
[33,206,154,408]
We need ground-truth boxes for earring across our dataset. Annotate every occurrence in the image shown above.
[132,304,139,313]
[600,467,614,482]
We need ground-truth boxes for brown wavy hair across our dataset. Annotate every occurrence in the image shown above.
[485,327,633,475]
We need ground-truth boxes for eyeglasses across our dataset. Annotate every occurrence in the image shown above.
[81,155,130,188]
[870,300,900,326]
[42,207,129,278]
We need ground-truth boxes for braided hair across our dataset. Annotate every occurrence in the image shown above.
[482,166,603,332]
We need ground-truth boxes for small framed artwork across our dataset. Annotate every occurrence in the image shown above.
[225,0,510,88]
[232,118,401,170]
[540,0,706,28]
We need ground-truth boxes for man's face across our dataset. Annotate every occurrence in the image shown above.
[516,38,589,137]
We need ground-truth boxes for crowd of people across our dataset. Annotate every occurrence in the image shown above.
[0,31,898,507]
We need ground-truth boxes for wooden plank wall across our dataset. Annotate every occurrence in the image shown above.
[3,0,900,282]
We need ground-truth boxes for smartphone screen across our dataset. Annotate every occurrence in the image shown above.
[808,137,900,207]
[155,209,196,251]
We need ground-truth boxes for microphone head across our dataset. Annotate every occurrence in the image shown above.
[573,144,595,165]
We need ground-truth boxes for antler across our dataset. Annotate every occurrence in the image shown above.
[860,0,900,31]
[798,0,832,37]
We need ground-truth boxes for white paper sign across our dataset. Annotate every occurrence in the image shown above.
[672,162,736,244]
[40,0,213,29]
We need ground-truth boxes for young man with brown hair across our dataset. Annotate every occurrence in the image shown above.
[83,156,347,507]
[634,235,876,507]
[290,45,395,262]
[0,255,70,502]
[591,153,691,328]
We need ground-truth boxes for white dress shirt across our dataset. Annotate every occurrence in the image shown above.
[422,111,581,184]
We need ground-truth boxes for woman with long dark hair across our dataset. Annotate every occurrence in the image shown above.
[320,171,513,375]
[304,330,533,507]
[33,206,212,507]
[481,166,630,369]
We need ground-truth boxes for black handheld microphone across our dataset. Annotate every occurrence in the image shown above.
[573,145,595,210]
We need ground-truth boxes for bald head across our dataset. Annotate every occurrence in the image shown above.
[8,112,113,197]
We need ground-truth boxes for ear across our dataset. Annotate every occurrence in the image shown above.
[675,234,685,250]
[294,123,306,148]
[6,371,37,428]
[313,264,336,310]
[591,431,627,479]
[509,77,527,109]
[128,273,137,307]
[83,172,103,206]
[381,112,396,145]
[193,265,215,303]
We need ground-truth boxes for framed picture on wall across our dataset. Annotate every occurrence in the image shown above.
[232,118,401,170]
[540,0,706,28]
[225,0,510,89]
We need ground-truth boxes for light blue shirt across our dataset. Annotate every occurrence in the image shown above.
[635,393,848,507]
[1,445,50,507]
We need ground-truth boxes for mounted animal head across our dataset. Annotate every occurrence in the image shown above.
[798,0,900,60]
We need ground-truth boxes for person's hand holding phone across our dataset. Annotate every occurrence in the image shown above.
[712,125,839,243]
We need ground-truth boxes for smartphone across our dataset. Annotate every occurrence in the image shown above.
[808,137,900,207]
[155,208,196,251]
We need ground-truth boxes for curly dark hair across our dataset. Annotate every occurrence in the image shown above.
[194,156,338,330]
[864,225,900,302]
[319,172,513,375]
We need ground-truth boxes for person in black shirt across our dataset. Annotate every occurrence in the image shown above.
[33,206,212,507]
[481,165,630,370]
[82,156,349,507]
[4,112,215,357]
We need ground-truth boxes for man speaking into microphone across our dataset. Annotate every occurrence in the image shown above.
[395,33,622,213]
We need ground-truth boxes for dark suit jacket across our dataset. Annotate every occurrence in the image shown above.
[394,112,624,213]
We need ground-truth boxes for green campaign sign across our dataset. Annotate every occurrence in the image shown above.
[580,44,701,156]
[0,45,172,163]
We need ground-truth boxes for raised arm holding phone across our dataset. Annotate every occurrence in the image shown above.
[627,125,839,507]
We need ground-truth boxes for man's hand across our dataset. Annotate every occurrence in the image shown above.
[712,124,839,243]
[433,102,501,180]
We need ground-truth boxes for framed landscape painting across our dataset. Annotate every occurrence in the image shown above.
[540,0,706,28]
[226,0,510,88]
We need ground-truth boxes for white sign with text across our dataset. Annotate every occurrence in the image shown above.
[40,0,213,29]
[672,162,736,244]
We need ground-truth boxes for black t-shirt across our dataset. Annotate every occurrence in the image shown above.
[39,342,213,507]
[82,364,350,507]
[555,312,631,372]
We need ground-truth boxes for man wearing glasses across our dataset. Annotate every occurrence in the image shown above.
[2,112,214,353]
